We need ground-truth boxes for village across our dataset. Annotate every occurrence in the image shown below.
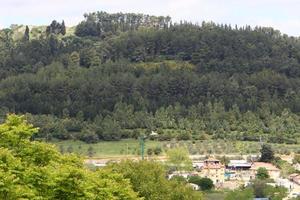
[87,145,300,200]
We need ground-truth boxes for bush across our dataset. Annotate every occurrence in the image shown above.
[189,176,214,191]
[147,148,153,156]
[256,167,269,180]
[154,146,162,155]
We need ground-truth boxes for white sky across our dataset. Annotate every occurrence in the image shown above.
[0,0,299,36]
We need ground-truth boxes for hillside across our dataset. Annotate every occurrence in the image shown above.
[0,11,299,144]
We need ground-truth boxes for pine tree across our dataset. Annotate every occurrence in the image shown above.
[87,146,95,158]
[23,25,30,41]
[61,20,66,35]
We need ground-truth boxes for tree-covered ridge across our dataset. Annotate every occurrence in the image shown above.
[1,12,300,78]
[0,11,299,144]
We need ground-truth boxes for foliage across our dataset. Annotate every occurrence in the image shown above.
[170,175,187,183]
[108,160,203,200]
[0,114,141,200]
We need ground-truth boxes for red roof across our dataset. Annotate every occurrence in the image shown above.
[250,162,279,171]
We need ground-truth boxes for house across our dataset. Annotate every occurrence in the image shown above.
[275,178,294,191]
[293,163,300,171]
[200,158,225,184]
[254,198,269,200]
[226,160,252,181]
[289,173,300,185]
[250,162,280,180]
[227,160,252,170]
[192,161,204,171]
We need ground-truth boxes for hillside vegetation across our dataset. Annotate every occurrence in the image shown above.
[0,11,299,144]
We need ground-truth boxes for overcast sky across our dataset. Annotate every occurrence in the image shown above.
[0,0,299,36]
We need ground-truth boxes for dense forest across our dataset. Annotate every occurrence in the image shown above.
[0,11,299,144]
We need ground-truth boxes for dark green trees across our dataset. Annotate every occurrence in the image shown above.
[260,144,275,162]
[46,20,66,35]
[0,11,300,144]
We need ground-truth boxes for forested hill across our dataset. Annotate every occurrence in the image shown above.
[0,11,299,144]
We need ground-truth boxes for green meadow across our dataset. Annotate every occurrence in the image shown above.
[52,139,300,158]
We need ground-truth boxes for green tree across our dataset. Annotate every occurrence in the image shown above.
[260,144,275,162]
[0,114,141,200]
[166,147,193,171]
[256,167,270,180]
[197,177,214,191]
[108,160,203,200]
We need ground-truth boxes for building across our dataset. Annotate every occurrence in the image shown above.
[293,163,300,171]
[250,162,280,180]
[227,160,252,170]
[192,161,204,171]
[226,160,252,181]
[200,158,225,184]
[275,178,294,191]
[254,198,269,200]
[289,173,300,185]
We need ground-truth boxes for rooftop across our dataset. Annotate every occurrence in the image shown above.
[228,160,252,168]
[204,158,220,162]
[250,162,280,171]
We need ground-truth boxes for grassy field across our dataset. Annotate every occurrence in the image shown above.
[51,139,300,158]
[53,139,163,158]
[204,191,227,200]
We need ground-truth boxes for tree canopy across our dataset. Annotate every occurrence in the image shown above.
[0,114,139,199]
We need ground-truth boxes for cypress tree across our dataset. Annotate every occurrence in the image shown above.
[61,20,66,35]
[23,25,30,41]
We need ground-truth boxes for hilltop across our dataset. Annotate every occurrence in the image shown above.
[0,11,299,144]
